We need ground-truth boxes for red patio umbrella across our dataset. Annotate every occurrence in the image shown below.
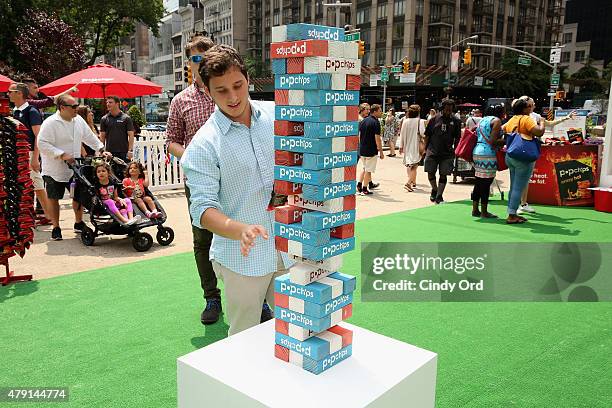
[0,74,14,93]
[39,63,162,98]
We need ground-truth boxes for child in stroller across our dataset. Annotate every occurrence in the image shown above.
[122,161,162,219]
[94,161,141,225]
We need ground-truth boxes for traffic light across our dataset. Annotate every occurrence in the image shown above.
[463,48,472,65]
[184,64,192,85]
[402,59,410,73]
[358,40,365,58]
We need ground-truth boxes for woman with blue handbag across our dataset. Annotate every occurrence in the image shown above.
[501,97,545,224]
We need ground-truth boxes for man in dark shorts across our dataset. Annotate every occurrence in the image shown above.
[423,98,461,204]
[37,95,107,241]
[357,104,384,195]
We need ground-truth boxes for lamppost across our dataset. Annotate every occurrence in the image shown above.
[323,1,352,28]
[447,34,478,96]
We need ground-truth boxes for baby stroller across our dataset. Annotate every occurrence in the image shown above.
[68,156,175,252]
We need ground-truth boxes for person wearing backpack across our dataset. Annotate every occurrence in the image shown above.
[470,104,505,219]
[501,97,545,224]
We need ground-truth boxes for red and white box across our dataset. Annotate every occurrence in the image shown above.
[275,205,310,225]
[275,150,303,166]
[275,90,305,106]
[330,223,354,239]
[288,194,356,213]
[275,121,304,136]
[271,40,329,59]
[331,74,361,91]
[274,180,303,195]
[331,106,358,122]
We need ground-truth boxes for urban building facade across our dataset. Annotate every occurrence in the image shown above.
[350,0,565,70]
[558,23,604,77]
[564,0,612,65]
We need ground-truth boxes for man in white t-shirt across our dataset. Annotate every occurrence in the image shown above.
[38,95,107,241]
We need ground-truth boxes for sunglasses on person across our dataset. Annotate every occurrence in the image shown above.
[189,55,204,63]
[62,103,79,109]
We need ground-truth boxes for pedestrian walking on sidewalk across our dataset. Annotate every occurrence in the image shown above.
[423,99,461,204]
[399,104,426,191]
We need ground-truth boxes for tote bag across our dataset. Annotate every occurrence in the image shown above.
[454,127,477,162]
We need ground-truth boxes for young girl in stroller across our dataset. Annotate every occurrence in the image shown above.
[122,161,162,219]
[94,161,140,225]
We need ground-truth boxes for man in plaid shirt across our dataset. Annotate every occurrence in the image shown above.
[166,36,222,324]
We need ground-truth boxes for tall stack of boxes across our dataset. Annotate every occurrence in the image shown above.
[270,23,361,375]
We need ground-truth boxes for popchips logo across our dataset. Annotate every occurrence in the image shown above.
[279,167,312,181]
[280,138,313,150]
[325,59,356,72]
[321,211,351,228]
[323,183,352,198]
[323,153,353,168]
[324,123,355,137]
[322,348,349,369]
[324,92,356,104]
[280,75,312,87]
[281,107,313,118]
[322,240,350,257]
[324,294,350,315]
[308,29,339,41]
[275,42,307,57]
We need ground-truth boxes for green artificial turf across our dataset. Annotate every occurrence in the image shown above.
[1,200,611,407]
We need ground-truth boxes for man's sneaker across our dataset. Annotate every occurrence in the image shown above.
[518,203,536,214]
[368,182,380,189]
[430,190,438,202]
[357,182,362,193]
[51,227,62,241]
[435,198,445,205]
[73,221,86,233]
[201,299,222,325]
[261,302,273,323]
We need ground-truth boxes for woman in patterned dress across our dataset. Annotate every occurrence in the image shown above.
[471,104,506,218]
[384,107,398,157]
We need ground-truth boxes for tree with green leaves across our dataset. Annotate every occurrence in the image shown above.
[127,105,145,128]
[495,50,554,99]
[567,59,605,95]
[0,0,165,78]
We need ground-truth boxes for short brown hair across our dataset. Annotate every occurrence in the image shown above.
[198,45,248,88]
[106,95,120,104]
[359,103,370,114]
[408,104,421,118]
[370,104,382,113]
[185,36,214,58]
[12,82,29,98]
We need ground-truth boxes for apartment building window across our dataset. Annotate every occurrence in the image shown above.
[361,29,371,45]
[174,56,182,69]
[498,0,505,11]
[175,72,182,82]
[274,12,280,25]
[363,51,370,67]
[175,84,183,93]
[575,50,586,62]
[459,9,467,26]
[377,25,386,43]
[173,42,182,54]
[561,52,570,63]
[563,32,573,44]
[416,0,424,16]
[392,47,403,63]
[415,22,422,40]
[426,49,438,66]
[356,9,369,25]
[394,0,405,17]
[377,3,387,20]
[496,17,504,37]
[376,48,386,65]
[393,21,404,40]
[508,2,514,17]
[283,8,291,23]
[273,0,279,9]
[305,2,311,18]
[413,47,421,63]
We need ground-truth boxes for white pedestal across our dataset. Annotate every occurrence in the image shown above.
[177,321,437,408]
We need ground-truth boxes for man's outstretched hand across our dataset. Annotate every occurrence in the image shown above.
[239,224,269,257]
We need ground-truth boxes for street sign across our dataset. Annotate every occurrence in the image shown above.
[399,73,416,83]
[551,73,560,86]
[369,74,379,87]
[380,67,389,81]
[391,66,402,73]
[344,32,360,42]
[474,76,483,86]
[550,48,562,64]
[517,56,531,66]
